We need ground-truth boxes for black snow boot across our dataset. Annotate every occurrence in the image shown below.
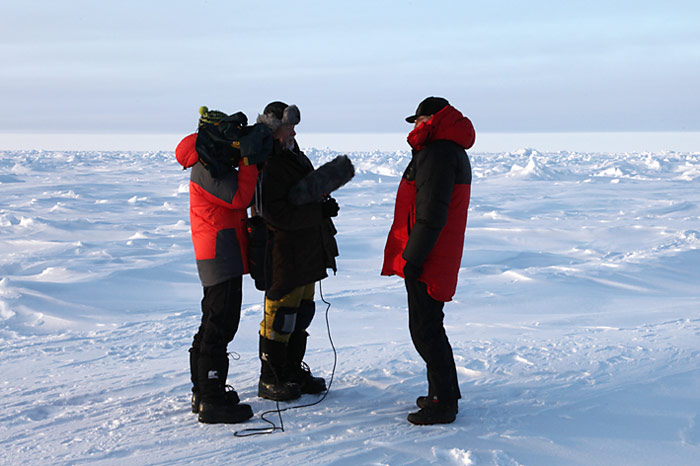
[416,368,461,413]
[198,396,253,424]
[417,395,459,413]
[196,353,252,423]
[286,331,326,394]
[408,398,458,425]
[194,388,242,416]
[192,353,242,413]
[258,336,301,401]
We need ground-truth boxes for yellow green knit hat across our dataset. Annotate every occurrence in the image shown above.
[198,106,228,126]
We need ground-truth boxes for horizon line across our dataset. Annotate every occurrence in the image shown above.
[1,131,699,153]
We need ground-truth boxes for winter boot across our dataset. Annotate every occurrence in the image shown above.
[408,398,458,425]
[192,351,241,413]
[198,396,253,424]
[417,395,459,413]
[194,386,241,415]
[286,331,326,394]
[196,352,252,423]
[258,336,301,401]
[214,355,242,407]
[416,367,461,412]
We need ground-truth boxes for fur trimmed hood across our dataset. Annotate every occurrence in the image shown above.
[256,102,301,133]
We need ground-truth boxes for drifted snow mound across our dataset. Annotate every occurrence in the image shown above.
[507,151,563,180]
[305,147,410,178]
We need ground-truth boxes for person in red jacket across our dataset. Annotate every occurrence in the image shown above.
[175,107,260,424]
[382,96,475,425]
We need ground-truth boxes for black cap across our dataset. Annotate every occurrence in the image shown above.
[405,97,449,123]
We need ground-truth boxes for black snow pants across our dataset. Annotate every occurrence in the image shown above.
[193,276,243,355]
[190,276,242,400]
[406,277,461,403]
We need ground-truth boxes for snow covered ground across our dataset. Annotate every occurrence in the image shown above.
[1,144,699,465]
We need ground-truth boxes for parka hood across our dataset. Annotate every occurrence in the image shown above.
[407,105,476,152]
[176,133,199,168]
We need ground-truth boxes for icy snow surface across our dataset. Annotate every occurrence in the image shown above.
[1,147,699,465]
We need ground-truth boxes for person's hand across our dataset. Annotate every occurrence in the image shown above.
[321,197,339,218]
[403,261,422,280]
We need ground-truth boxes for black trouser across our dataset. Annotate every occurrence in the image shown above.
[406,277,461,403]
[190,276,242,400]
[193,276,243,355]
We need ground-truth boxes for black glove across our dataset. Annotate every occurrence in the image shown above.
[321,197,339,218]
[403,260,423,281]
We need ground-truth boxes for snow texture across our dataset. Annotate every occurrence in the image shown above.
[1,146,699,465]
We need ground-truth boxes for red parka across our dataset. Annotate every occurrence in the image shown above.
[176,133,259,286]
[381,105,475,302]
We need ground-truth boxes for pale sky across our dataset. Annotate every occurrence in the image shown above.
[1,0,699,134]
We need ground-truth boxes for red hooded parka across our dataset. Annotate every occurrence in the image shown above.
[381,105,475,302]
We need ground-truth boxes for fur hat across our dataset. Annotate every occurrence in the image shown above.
[256,101,301,133]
